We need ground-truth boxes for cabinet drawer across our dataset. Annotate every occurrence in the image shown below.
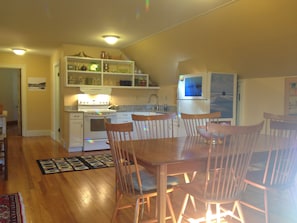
[70,113,83,120]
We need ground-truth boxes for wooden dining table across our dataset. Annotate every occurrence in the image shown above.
[126,136,210,222]
[126,135,267,222]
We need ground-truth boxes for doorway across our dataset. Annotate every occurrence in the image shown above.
[0,68,22,136]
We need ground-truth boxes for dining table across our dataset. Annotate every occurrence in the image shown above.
[126,135,267,222]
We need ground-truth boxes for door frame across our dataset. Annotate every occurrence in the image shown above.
[52,62,60,141]
[0,64,27,136]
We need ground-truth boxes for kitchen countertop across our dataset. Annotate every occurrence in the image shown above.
[114,104,176,113]
[64,104,176,114]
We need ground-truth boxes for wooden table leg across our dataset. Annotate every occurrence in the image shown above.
[157,164,167,222]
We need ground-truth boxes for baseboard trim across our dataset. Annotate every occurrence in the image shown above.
[23,130,51,137]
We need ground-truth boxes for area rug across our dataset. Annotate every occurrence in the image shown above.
[0,192,25,223]
[37,153,114,174]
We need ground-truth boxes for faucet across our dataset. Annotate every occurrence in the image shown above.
[148,94,159,111]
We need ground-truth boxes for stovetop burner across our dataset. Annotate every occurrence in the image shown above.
[77,95,116,116]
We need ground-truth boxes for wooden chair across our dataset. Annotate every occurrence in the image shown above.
[105,122,178,223]
[241,120,297,223]
[263,112,297,133]
[132,112,190,180]
[181,111,221,137]
[180,112,222,178]
[177,121,264,223]
[0,113,8,180]
[180,112,222,210]
[131,113,176,140]
[248,112,297,172]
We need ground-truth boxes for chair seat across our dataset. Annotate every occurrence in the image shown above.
[132,170,179,192]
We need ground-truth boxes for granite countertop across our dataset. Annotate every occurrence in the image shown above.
[64,104,177,113]
[115,104,176,113]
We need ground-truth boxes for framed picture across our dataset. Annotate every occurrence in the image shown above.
[28,77,46,91]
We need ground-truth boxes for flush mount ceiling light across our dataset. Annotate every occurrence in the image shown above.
[102,35,120,45]
[12,48,26,55]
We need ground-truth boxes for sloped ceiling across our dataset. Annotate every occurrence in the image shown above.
[122,0,297,83]
[0,0,235,55]
[1,0,297,82]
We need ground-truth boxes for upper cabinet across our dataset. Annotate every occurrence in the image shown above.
[65,56,159,89]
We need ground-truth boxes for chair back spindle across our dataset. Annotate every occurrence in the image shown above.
[132,113,176,139]
[181,112,221,136]
[205,121,264,201]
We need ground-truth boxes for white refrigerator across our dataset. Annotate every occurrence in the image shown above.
[177,72,237,124]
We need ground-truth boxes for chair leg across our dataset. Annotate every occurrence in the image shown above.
[233,201,245,223]
[191,171,197,181]
[146,197,151,214]
[183,173,197,211]
[112,194,123,223]
[206,203,212,223]
[264,190,269,223]
[134,198,141,223]
[166,194,176,223]
[216,203,221,223]
[177,193,190,223]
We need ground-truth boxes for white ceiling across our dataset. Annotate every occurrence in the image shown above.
[0,0,237,55]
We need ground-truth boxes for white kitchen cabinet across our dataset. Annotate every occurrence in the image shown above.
[116,112,133,123]
[64,112,84,152]
[65,56,159,89]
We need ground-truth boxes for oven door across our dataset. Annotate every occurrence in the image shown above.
[83,115,115,151]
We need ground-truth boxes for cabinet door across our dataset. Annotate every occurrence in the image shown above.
[69,119,83,147]
[116,112,133,123]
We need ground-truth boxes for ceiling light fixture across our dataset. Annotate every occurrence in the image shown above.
[12,48,26,55]
[103,35,120,45]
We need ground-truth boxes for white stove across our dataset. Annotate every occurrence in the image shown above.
[78,95,116,151]
[78,97,116,115]
[78,107,117,116]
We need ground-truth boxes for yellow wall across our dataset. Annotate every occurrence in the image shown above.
[0,52,51,133]
[0,44,293,137]
[238,77,286,126]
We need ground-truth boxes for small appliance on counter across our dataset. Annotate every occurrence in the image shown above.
[78,93,116,151]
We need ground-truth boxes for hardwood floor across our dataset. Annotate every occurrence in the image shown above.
[0,135,296,223]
